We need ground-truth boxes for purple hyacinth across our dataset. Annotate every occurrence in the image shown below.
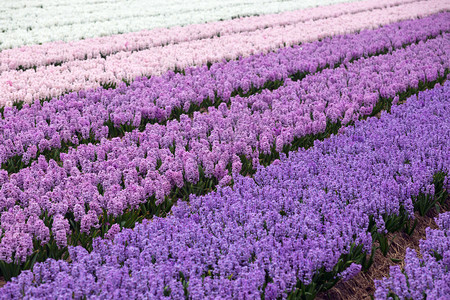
[0,13,449,171]
[375,212,450,299]
[1,78,449,299]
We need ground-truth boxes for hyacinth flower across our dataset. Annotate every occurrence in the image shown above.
[0,0,414,71]
[2,0,401,51]
[0,34,449,278]
[0,81,449,298]
[0,0,447,105]
[1,12,449,175]
[375,212,450,299]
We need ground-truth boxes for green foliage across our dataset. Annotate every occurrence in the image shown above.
[414,172,448,216]
[286,244,369,300]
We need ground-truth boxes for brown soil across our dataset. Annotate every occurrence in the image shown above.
[317,204,448,300]
[0,277,5,288]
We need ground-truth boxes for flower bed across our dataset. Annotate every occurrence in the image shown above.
[0,0,411,72]
[0,36,448,278]
[2,13,448,173]
[1,0,366,50]
[1,0,447,105]
[1,81,448,298]
[375,212,450,299]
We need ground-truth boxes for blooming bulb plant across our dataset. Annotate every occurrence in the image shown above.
[375,212,450,299]
[1,82,449,299]
[0,0,415,73]
[1,0,447,105]
[0,0,380,50]
[0,13,448,172]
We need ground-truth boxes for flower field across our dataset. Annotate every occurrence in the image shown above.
[0,0,449,299]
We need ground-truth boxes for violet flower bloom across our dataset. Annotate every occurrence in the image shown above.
[375,212,450,299]
[1,79,449,299]
[0,33,449,265]
[1,13,449,170]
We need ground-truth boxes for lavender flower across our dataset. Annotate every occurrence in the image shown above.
[1,13,449,172]
[375,213,450,299]
[338,263,362,282]
[1,79,449,299]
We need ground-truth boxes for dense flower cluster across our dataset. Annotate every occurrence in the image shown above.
[1,0,447,105]
[2,13,448,170]
[375,212,450,299]
[0,32,448,264]
[338,263,362,282]
[0,0,411,72]
[1,1,449,297]
[1,0,365,50]
[1,81,448,299]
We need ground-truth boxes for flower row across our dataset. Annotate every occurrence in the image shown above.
[375,212,450,299]
[1,81,449,298]
[0,35,448,268]
[0,0,362,50]
[2,13,448,173]
[1,0,447,106]
[0,0,412,73]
